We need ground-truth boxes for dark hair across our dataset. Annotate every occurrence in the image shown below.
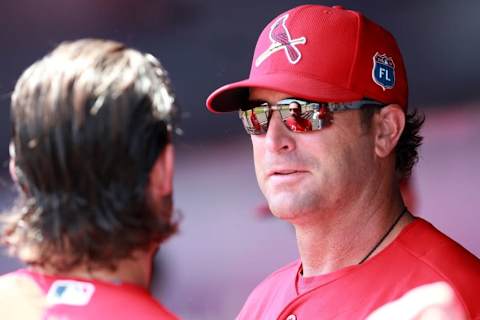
[3,39,178,272]
[360,106,425,179]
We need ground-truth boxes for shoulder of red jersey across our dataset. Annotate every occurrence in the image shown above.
[397,218,480,277]
[0,269,178,320]
[396,218,480,319]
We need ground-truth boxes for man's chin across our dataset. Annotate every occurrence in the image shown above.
[268,201,300,221]
[266,192,322,223]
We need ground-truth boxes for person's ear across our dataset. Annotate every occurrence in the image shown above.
[9,143,31,194]
[9,142,30,194]
[8,158,18,183]
[148,143,175,198]
[9,143,18,184]
[374,104,405,158]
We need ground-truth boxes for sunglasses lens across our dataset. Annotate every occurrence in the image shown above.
[280,106,313,132]
[239,100,335,135]
[239,108,270,135]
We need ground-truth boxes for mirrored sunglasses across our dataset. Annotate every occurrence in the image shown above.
[238,98,384,135]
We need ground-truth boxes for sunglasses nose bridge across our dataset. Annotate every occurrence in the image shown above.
[266,109,289,133]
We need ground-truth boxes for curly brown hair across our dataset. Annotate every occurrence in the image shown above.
[3,39,179,272]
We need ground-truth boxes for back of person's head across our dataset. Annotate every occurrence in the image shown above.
[4,38,178,272]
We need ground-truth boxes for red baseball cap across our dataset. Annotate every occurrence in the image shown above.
[206,5,408,112]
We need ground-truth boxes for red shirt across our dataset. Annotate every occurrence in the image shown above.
[237,218,480,320]
[0,269,177,320]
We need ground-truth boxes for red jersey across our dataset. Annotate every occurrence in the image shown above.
[237,218,480,320]
[0,269,177,320]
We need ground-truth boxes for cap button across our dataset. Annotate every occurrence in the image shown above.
[332,5,345,9]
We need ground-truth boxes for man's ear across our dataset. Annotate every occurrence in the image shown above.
[9,143,30,194]
[374,104,405,158]
[9,143,18,184]
[148,143,175,198]
[9,158,18,185]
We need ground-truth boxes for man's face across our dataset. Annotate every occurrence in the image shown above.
[249,88,378,225]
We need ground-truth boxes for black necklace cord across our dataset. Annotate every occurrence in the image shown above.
[358,207,408,265]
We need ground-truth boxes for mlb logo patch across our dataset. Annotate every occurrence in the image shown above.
[372,52,395,90]
[46,280,95,306]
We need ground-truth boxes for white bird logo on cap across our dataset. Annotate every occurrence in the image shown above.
[255,14,307,67]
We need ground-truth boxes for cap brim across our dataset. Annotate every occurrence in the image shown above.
[206,73,363,112]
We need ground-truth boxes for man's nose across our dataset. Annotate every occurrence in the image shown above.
[264,111,296,153]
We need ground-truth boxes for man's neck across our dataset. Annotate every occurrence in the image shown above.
[34,248,155,290]
[294,190,413,277]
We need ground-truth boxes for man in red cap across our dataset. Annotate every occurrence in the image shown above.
[206,5,480,319]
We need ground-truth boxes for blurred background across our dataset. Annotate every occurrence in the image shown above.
[0,0,479,319]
